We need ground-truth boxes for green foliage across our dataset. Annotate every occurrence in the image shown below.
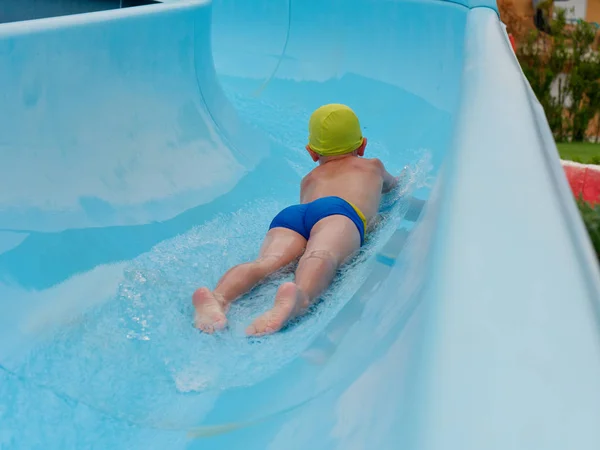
[516,4,600,141]
[591,155,600,165]
[568,20,600,141]
[576,197,600,263]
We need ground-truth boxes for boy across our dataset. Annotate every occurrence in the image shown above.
[193,104,399,336]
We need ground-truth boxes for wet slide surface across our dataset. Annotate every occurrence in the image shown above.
[1,0,600,449]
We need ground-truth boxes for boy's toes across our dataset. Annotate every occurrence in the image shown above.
[193,288,227,333]
[196,316,227,334]
[195,313,227,333]
[197,321,214,334]
[246,313,282,336]
[246,282,301,336]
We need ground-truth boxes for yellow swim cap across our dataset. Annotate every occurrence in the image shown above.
[308,104,363,156]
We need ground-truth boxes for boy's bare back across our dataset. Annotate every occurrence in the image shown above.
[301,156,397,223]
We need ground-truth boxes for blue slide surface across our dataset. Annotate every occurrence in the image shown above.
[1,0,600,448]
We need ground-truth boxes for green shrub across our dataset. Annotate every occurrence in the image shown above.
[572,156,584,163]
[516,4,600,142]
[590,155,600,165]
[577,197,600,263]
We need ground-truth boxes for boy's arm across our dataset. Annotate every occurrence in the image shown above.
[382,170,399,193]
[373,159,399,193]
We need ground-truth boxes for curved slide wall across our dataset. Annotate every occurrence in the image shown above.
[0,0,599,449]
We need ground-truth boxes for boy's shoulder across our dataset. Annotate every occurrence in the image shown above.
[367,157,392,175]
[364,157,384,167]
[356,157,386,173]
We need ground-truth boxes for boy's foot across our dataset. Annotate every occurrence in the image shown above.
[246,282,308,336]
[193,287,228,333]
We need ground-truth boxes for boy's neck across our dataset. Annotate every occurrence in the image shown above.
[318,152,357,165]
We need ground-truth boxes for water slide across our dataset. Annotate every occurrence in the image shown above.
[1,0,600,448]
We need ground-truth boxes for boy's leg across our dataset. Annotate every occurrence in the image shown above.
[193,228,306,333]
[246,215,360,336]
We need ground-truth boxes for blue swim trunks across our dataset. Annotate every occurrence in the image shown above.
[269,196,368,245]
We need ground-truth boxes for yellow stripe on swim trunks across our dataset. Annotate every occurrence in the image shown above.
[347,201,367,231]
